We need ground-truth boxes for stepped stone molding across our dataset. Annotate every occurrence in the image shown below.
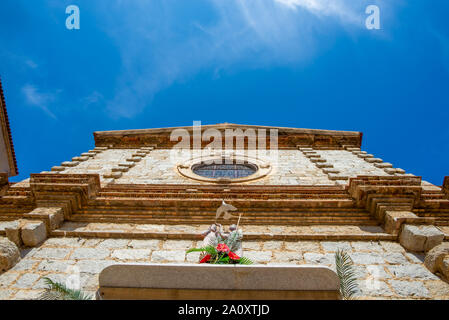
[346,176,447,252]
[342,145,406,176]
[51,146,109,173]
[347,176,424,225]
[103,147,153,180]
[297,147,348,183]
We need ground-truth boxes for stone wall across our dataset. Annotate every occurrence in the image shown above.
[32,148,406,186]
[0,236,448,300]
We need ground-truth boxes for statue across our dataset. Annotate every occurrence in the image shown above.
[199,200,244,257]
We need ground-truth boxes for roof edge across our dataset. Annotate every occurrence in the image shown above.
[0,77,18,176]
[94,123,362,149]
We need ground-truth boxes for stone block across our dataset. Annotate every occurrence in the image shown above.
[374,162,393,168]
[24,207,64,231]
[424,242,449,273]
[51,166,65,172]
[81,152,93,157]
[0,238,20,272]
[112,167,129,172]
[384,211,418,234]
[103,171,122,179]
[365,158,383,163]
[21,221,47,247]
[440,255,449,279]
[328,174,348,181]
[118,162,135,168]
[399,224,444,252]
[48,212,64,230]
[384,168,397,174]
[61,161,79,167]
[310,158,326,163]
[395,168,406,174]
[316,163,333,168]
[5,221,22,247]
[305,154,319,158]
[322,168,340,174]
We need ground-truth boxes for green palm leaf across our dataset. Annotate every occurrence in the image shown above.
[186,245,217,255]
[238,257,253,265]
[38,277,92,300]
[335,250,358,300]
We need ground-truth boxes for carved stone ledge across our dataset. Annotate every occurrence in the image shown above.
[29,173,101,218]
[348,176,423,225]
[384,211,436,235]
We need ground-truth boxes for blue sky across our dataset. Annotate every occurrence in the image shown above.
[0,0,448,184]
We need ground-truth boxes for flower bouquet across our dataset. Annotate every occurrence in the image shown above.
[186,231,253,265]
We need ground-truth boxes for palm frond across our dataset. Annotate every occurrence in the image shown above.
[335,250,358,300]
[186,245,217,255]
[38,277,92,300]
[238,257,253,265]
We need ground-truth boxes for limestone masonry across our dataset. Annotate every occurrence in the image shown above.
[0,123,448,299]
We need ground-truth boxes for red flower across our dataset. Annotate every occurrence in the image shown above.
[216,243,230,253]
[200,254,211,263]
[228,251,240,260]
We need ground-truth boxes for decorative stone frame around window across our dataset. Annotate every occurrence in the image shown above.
[177,153,271,183]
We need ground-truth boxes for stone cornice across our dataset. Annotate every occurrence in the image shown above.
[94,123,362,149]
[1,174,448,227]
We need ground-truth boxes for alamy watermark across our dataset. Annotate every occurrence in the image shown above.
[65,5,80,30]
[365,5,381,30]
[65,4,380,31]
[169,121,279,166]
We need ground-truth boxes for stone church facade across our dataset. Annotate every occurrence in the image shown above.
[0,123,448,299]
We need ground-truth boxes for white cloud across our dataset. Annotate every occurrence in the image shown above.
[97,0,387,118]
[25,59,38,69]
[22,84,58,119]
[81,91,104,108]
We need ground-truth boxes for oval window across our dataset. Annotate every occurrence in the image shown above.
[192,161,257,179]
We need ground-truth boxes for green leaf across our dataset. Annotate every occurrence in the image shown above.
[238,257,253,265]
[38,277,92,300]
[186,245,217,255]
[335,250,358,300]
